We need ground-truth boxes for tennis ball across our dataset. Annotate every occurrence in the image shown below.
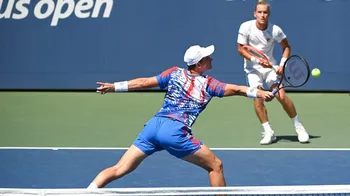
[312,68,321,78]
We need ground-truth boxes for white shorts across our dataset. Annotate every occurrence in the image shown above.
[245,68,280,89]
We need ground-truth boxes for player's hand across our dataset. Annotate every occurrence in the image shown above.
[257,90,274,102]
[96,82,114,94]
[259,59,273,68]
[275,66,283,76]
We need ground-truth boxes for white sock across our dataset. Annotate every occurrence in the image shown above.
[262,122,273,133]
[292,115,302,127]
[87,182,98,189]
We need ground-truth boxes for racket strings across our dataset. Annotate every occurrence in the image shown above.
[283,57,310,87]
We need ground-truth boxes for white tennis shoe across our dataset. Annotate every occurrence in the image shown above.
[260,131,277,145]
[295,124,309,143]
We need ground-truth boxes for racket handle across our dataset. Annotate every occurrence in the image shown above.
[272,88,279,95]
[271,65,277,72]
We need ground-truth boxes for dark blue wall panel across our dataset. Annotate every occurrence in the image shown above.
[0,0,349,90]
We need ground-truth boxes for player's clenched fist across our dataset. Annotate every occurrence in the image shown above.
[258,90,274,102]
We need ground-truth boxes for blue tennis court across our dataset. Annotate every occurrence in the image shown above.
[1,148,350,189]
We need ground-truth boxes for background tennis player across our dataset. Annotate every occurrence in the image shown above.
[236,0,309,145]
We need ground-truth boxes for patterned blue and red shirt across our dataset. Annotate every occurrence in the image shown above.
[155,66,227,127]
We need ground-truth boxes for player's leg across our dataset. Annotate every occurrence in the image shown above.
[157,119,226,187]
[269,84,297,118]
[87,117,163,189]
[266,71,309,143]
[182,144,226,187]
[247,69,276,145]
[88,145,148,189]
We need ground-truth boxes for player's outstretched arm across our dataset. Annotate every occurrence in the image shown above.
[96,76,159,94]
[223,84,274,102]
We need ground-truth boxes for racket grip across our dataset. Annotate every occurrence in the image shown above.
[271,65,277,72]
[272,88,279,95]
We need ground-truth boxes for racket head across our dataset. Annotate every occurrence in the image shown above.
[242,45,268,62]
[282,55,311,88]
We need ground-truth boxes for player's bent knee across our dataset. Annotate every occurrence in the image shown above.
[254,98,265,108]
[275,90,287,102]
[111,164,134,177]
[276,94,286,102]
[211,157,224,173]
[112,158,143,177]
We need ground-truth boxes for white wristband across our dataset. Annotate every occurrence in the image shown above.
[114,81,128,92]
[279,57,287,66]
[246,87,258,98]
[250,56,260,64]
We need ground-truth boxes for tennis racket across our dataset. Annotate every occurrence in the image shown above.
[242,45,269,63]
[272,55,311,95]
[242,45,277,70]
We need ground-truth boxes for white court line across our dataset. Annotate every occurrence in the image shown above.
[0,147,349,151]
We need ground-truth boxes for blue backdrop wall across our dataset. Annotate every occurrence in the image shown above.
[1,0,349,91]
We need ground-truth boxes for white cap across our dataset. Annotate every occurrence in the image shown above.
[184,45,215,66]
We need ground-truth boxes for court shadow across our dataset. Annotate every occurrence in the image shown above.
[275,135,321,143]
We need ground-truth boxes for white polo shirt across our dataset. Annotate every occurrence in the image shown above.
[237,20,287,70]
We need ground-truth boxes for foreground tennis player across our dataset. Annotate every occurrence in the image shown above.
[88,44,274,189]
